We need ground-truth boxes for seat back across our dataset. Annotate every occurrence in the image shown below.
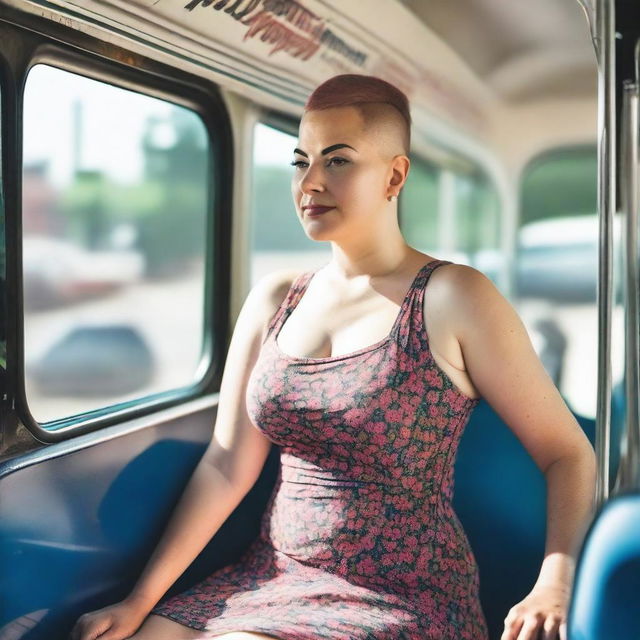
[567,492,640,639]
[453,399,598,639]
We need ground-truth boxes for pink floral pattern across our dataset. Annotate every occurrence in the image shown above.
[151,259,488,639]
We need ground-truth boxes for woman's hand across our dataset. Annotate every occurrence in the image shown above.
[500,582,570,640]
[69,596,151,640]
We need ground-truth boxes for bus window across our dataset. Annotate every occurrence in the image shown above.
[454,171,501,261]
[251,122,331,285]
[516,146,620,422]
[399,156,439,254]
[400,156,500,275]
[22,65,210,425]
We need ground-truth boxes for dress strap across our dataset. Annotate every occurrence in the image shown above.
[395,259,454,350]
[264,271,314,343]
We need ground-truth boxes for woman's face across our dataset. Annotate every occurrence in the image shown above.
[291,105,403,243]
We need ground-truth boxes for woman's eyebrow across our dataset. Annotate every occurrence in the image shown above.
[293,143,358,157]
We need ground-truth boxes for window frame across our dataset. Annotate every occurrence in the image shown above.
[260,110,300,139]
[0,16,233,444]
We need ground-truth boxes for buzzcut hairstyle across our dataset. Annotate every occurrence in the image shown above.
[303,74,412,155]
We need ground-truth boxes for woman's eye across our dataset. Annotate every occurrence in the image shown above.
[327,157,348,167]
[289,157,348,169]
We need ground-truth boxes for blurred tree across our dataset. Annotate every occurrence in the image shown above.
[136,108,209,277]
[58,106,209,277]
[399,158,439,251]
[521,146,597,226]
[251,165,323,251]
[455,172,500,254]
[61,170,109,249]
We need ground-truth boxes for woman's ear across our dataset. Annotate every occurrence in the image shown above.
[389,154,410,190]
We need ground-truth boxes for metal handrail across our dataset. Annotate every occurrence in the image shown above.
[594,0,615,508]
[614,56,640,493]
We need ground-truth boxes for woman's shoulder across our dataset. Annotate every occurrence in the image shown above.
[422,261,507,392]
[426,260,514,334]
[429,259,492,291]
[236,269,308,344]
[250,267,309,312]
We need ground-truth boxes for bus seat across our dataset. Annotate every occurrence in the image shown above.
[0,386,622,640]
[453,398,597,639]
[0,434,280,639]
[567,491,640,639]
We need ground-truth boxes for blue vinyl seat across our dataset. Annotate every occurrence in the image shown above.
[452,393,608,639]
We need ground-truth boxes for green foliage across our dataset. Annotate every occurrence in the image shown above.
[136,108,209,275]
[400,158,439,250]
[455,173,500,252]
[521,147,597,226]
[136,181,207,275]
[56,106,210,276]
[251,165,324,251]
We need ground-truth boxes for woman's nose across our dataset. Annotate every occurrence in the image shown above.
[299,163,325,193]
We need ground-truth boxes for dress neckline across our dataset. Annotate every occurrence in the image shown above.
[273,259,443,363]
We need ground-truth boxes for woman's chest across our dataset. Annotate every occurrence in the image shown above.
[276,291,402,361]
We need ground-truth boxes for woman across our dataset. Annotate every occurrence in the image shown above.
[70,74,596,640]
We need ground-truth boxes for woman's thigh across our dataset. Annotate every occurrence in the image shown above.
[130,614,283,640]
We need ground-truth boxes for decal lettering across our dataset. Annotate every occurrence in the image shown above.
[184,0,366,66]
[242,10,319,59]
[223,0,261,19]
[320,28,366,66]
[184,0,217,10]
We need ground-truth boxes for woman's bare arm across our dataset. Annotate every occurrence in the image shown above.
[124,269,301,612]
[444,266,596,562]
[435,264,597,639]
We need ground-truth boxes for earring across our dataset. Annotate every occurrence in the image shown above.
[387,194,397,202]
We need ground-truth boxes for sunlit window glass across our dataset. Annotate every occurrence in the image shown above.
[22,65,210,425]
[251,123,330,286]
[516,147,617,427]
[452,170,501,282]
[399,156,439,253]
[455,172,500,254]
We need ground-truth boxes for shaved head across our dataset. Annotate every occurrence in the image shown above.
[300,103,408,162]
[356,102,410,158]
[304,74,412,158]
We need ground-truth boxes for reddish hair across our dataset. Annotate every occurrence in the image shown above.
[304,74,411,154]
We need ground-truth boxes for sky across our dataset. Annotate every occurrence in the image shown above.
[22,64,292,190]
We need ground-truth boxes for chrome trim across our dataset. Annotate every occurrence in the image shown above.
[615,54,640,492]
[594,0,615,508]
[576,0,597,45]
[0,392,220,480]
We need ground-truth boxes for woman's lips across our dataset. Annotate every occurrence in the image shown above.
[304,206,333,216]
